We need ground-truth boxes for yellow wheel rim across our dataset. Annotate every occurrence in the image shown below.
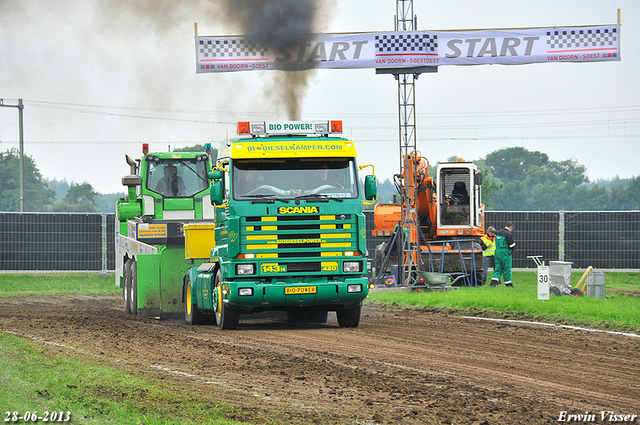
[216,282,223,317]
[186,281,192,316]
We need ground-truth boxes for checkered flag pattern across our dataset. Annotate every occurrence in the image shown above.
[547,28,618,49]
[199,39,268,58]
[375,33,438,54]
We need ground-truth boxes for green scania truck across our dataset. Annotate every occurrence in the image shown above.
[182,120,377,329]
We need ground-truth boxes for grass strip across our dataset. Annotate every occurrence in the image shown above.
[0,273,119,295]
[368,271,640,334]
[0,333,243,425]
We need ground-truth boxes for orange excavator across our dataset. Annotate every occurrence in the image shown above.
[372,151,485,287]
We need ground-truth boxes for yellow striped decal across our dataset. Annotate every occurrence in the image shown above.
[320,233,349,239]
[257,253,278,258]
[320,215,335,220]
[262,217,277,222]
[246,235,277,241]
[321,242,351,248]
[247,244,274,250]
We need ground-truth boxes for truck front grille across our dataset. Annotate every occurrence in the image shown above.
[241,214,358,274]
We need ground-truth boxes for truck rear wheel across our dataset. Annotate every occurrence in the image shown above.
[336,304,362,328]
[214,269,239,330]
[184,278,205,326]
[123,259,132,314]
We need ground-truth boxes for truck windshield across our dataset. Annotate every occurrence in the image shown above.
[233,158,359,200]
[147,159,209,198]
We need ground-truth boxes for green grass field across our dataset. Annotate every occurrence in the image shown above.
[369,270,640,334]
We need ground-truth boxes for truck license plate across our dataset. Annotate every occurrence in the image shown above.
[285,286,317,295]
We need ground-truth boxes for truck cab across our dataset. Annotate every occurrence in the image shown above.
[184,120,377,329]
[436,161,484,237]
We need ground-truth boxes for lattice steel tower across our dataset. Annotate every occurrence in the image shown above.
[377,1,436,286]
[396,0,420,286]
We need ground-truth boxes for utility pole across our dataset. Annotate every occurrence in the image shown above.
[0,98,25,212]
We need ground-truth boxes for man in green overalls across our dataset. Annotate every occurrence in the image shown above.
[490,222,516,287]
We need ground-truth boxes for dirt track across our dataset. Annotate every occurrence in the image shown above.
[1,292,639,424]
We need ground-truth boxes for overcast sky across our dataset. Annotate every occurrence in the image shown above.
[1,0,638,195]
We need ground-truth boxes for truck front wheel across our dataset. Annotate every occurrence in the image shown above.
[336,304,362,328]
[184,278,205,326]
[214,269,240,330]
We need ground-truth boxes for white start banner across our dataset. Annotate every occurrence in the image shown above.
[196,25,620,73]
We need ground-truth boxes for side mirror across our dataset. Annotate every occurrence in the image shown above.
[208,169,224,180]
[121,175,141,204]
[121,175,141,187]
[475,171,483,186]
[364,175,377,201]
[210,180,223,205]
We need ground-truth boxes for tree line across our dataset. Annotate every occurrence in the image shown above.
[374,147,640,211]
[0,144,214,213]
[1,146,638,212]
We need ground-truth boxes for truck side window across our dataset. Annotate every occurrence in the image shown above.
[222,162,229,202]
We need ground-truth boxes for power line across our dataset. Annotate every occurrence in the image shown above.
[18,98,640,122]
[0,133,637,146]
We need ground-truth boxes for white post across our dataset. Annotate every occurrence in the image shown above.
[537,265,550,300]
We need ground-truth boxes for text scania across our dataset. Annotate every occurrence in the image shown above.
[278,206,320,214]
[445,36,540,58]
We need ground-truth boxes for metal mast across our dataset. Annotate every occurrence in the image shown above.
[376,0,437,286]
[395,0,420,286]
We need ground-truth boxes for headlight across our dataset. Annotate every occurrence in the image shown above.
[347,284,363,293]
[343,261,361,273]
[238,288,253,296]
[236,264,255,275]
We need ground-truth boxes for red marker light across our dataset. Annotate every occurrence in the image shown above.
[237,122,250,135]
[142,143,149,154]
[330,120,343,134]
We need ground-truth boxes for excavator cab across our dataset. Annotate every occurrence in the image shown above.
[436,162,484,236]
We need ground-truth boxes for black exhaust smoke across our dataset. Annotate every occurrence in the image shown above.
[216,0,331,119]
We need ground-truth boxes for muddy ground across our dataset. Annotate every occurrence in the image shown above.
[1,292,639,424]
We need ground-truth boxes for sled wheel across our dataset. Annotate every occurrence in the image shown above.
[123,259,132,314]
[129,260,138,315]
